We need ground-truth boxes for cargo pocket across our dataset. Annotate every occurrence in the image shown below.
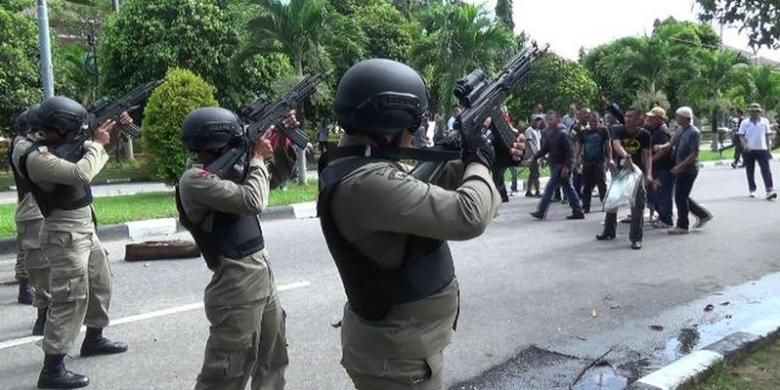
[50,273,88,303]
[343,347,441,386]
[200,348,250,380]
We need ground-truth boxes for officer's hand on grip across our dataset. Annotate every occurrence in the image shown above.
[119,111,133,127]
[254,131,275,160]
[461,122,496,169]
[94,119,115,146]
[510,133,527,162]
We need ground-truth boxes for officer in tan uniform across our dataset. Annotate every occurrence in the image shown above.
[10,105,50,335]
[318,59,525,389]
[177,107,293,390]
[20,96,129,389]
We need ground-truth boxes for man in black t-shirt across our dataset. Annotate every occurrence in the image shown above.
[576,111,611,213]
[646,107,675,228]
[597,107,653,250]
[530,111,585,220]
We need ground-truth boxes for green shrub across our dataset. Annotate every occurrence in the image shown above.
[142,68,218,186]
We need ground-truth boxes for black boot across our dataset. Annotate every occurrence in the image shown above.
[18,279,34,305]
[596,232,615,241]
[529,211,545,220]
[566,211,585,220]
[37,354,89,389]
[33,308,48,336]
[80,327,128,357]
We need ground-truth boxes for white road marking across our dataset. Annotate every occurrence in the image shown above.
[0,280,311,351]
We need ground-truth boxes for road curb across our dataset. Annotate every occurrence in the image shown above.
[0,203,314,256]
[629,318,780,390]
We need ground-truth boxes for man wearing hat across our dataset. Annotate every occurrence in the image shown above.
[646,107,675,228]
[738,103,776,200]
[663,107,713,234]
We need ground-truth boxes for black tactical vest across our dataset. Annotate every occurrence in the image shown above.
[8,137,32,203]
[318,157,455,321]
[175,186,265,270]
[18,143,93,217]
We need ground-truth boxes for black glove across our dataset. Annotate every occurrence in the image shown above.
[461,126,496,168]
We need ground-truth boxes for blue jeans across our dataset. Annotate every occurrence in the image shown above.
[648,169,675,225]
[509,166,519,192]
[537,165,582,214]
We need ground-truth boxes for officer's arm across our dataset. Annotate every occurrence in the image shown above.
[189,158,270,215]
[349,163,499,241]
[26,142,109,186]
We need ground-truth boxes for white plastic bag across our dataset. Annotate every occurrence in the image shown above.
[603,165,642,212]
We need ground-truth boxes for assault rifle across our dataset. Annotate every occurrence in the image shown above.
[208,71,332,180]
[412,43,548,181]
[54,79,162,162]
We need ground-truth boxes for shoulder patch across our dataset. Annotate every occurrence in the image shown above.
[387,168,411,181]
[195,169,216,180]
[37,146,54,159]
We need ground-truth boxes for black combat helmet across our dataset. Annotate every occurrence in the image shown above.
[334,59,428,135]
[34,96,88,134]
[13,104,40,135]
[182,107,243,152]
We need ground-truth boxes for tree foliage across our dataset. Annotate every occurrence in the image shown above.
[355,2,414,62]
[412,3,515,111]
[142,68,218,186]
[101,0,242,107]
[0,3,42,133]
[510,53,599,121]
[495,0,514,32]
[581,18,723,111]
[696,0,780,49]
[681,50,748,131]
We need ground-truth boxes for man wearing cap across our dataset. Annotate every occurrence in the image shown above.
[646,107,675,228]
[738,103,776,200]
[661,107,713,234]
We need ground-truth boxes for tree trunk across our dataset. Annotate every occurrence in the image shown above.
[294,54,307,185]
[710,110,719,151]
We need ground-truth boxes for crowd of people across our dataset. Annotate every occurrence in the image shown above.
[5,54,777,390]
[435,99,776,251]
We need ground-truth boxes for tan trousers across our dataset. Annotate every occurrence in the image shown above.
[345,351,445,390]
[16,219,50,308]
[195,255,288,390]
[41,231,111,354]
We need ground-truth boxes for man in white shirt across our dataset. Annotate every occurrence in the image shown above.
[524,117,544,197]
[738,103,776,200]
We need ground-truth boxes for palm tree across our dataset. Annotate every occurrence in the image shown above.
[412,3,515,111]
[243,0,365,183]
[60,44,99,105]
[682,50,749,148]
[623,36,672,102]
[244,0,364,77]
[747,65,780,113]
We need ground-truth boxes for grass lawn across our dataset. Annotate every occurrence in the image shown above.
[692,338,780,390]
[0,160,152,189]
[700,150,731,162]
[0,183,319,238]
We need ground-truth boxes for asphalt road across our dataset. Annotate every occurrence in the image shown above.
[0,162,778,390]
